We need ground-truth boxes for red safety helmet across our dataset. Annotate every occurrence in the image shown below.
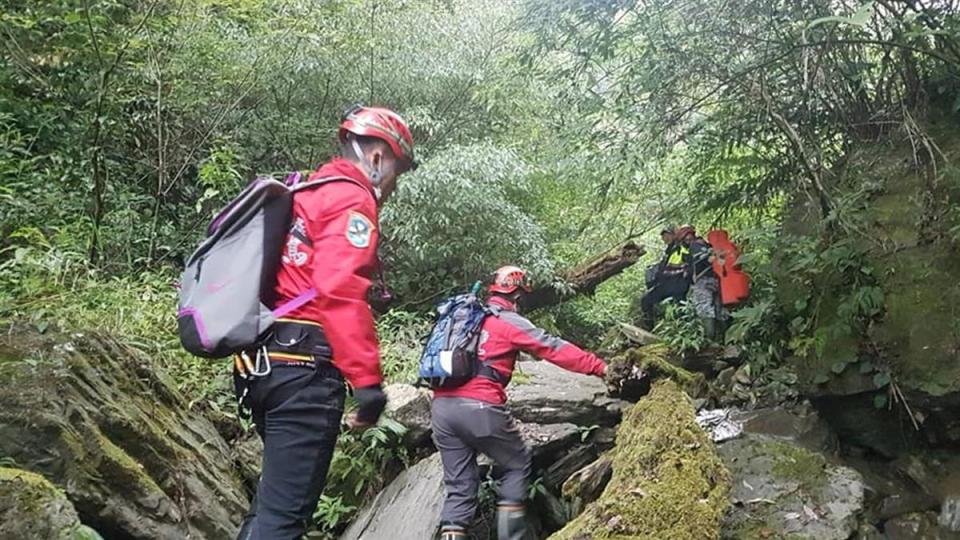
[489,265,533,294]
[339,105,417,170]
[676,224,696,239]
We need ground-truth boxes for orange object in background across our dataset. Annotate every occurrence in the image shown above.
[707,229,750,306]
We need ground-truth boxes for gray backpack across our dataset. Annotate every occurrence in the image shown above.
[177,172,357,358]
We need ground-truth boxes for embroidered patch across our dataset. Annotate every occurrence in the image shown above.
[345,211,374,248]
[282,217,309,266]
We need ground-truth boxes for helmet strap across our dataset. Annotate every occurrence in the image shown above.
[350,138,383,200]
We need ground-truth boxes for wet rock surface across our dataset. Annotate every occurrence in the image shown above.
[519,422,580,464]
[507,361,623,425]
[339,453,446,540]
[384,383,433,447]
[719,434,865,540]
[883,511,960,540]
[0,328,248,540]
[731,403,837,452]
[561,455,613,518]
[941,495,960,532]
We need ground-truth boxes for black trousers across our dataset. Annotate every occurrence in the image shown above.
[640,278,690,328]
[235,363,345,540]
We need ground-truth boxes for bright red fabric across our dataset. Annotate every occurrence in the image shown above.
[434,296,606,405]
[273,157,383,388]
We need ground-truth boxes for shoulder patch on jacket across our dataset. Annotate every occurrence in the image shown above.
[345,211,374,248]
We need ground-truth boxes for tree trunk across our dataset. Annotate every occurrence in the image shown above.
[524,241,645,311]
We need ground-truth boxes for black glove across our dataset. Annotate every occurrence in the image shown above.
[354,385,387,425]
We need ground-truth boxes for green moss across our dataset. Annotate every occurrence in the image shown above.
[872,245,960,395]
[511,370,532,385]
[863,132,960,395]
[0,467,61,513]
[59,425,164,500]
[781,128,960,397]
[763,440,827,490]
[0,467,104,540]
[551,381,730,540]
[608,344,707,398]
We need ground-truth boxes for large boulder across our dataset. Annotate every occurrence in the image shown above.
[520,422,580,464]
[384,383,433,447]
[340,453,445,540]
[719,434,865,540]
[0,328,247,539]
[550,380,731,540]
[508,361,624,425]
[731,403,837,452]
[0,467,102,539]
[780,134,960,452]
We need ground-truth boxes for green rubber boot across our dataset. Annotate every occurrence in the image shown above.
[700,317,717,341]
[496,502,527,540]
[439,524,467,540]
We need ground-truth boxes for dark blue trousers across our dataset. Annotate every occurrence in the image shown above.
[236,363,345,540]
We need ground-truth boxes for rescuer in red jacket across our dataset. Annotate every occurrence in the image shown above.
[432,266,607,540]
[235,105,417,540]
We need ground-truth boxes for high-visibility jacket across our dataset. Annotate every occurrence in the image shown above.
[661,243,690,278]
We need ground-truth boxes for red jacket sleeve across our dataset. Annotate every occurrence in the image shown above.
[306,181,383,388]
[498,311,606,377]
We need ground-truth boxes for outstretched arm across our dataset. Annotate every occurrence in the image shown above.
[498,310,606,377]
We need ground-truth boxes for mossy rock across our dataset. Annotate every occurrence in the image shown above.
[550,380,730,540]
[0,467,103,540]
[606,344,707,399]
[0,327,247,539]
[781,128,960,398]
[719,435,865,540]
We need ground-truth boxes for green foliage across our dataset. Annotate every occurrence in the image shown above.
[0,241,230,405]
[654,302,707,354]
[382,143,554,303]
[312,495,357,535]
[376,309,432,383]
[321,418,408,534]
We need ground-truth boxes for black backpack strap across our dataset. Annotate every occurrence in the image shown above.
[477,303,507,385]
[478,364,508,385]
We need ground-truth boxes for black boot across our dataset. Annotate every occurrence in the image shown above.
[496,502,527,540]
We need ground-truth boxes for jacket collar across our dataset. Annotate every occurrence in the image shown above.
[310,157,376,199]
[488,295,517,312]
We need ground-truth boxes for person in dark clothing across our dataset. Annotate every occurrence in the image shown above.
[683,227,721,339]
[640,225,692,329]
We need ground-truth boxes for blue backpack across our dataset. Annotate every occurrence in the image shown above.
[419,285,499,389]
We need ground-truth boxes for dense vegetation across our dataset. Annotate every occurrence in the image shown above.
[2,0,959,535]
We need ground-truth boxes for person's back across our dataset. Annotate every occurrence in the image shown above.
[683,229,721,339]
[688,236,715,281]
[432,266,606,540]
[234,105,417,540]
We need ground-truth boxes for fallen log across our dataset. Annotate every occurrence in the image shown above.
[372,241,644,314]
[524,241,645,311]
